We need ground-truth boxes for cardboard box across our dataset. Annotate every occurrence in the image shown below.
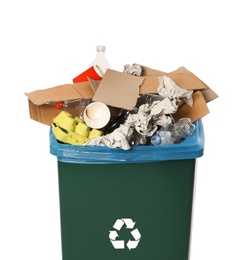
[26,82,95,125]
[25,66,218,126]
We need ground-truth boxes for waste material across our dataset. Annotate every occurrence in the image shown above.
[157,75,194,107]
[73,45,111,83]
[72,65,103,83]
[25,46,218,149]
[83,88,194,150]
[150,118,195,146]
[83,101,111,129]
[123,64,142,76]
[46,99,91,119]
[89,45,111,75]
[52,111,103,145]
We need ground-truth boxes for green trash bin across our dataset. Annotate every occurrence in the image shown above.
[50,119,204,260]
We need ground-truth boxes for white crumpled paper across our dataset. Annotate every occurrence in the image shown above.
[123,64,142,76]
[158,75,194,106]
[84,124,132,150]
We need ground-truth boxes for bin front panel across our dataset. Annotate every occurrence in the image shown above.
[58,159,196,260]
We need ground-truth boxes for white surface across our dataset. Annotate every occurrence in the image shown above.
[0,1,245,259]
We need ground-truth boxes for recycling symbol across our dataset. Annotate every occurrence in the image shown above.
[109,218,141,250]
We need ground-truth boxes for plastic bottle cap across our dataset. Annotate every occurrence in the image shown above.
[55,102,63,109]
[151,134,162,146]
[97,46,105,52]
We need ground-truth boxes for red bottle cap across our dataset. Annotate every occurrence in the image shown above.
[55,102,63,109]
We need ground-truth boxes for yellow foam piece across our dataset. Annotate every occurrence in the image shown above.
[74,122,90,137]
[52,124,68,143]
[74,117,84,125]
[52,111,104,146]
[56,114,75,132]
[66,131,90,145]
[89,129,103,139]
[53,111,72,126]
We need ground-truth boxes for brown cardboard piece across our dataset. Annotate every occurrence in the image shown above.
[138,64,218,103]
[172,91,209,122]
[26,82,94,105]
[25,82,94,125]
[140,72,207,94]
[92,69,145,110]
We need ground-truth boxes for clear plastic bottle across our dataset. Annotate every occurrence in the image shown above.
[46,99,91,119]
[174,118,196,139]
[150,118,196,146]
[90,45,111,76]
[150,129,174,145]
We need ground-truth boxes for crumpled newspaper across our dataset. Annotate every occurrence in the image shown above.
[84,124,132,150]
[84,75,194,150]
[123,64,142,76]
[158,75,194,106]
[125,111,157,136]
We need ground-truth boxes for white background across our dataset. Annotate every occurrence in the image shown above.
[0,1,245,259]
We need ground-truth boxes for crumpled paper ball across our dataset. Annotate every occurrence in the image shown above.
[158,75,194,107]
[123,64,142,76]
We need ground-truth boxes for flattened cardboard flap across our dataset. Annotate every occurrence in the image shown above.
[173,91,210,122]
[136,64,219,103]
[25,84,79,105]
[25,82,95,105]
[170,66,219,103]
[73,82,95,99]
[140,73,207,94]
[92,69,145,110]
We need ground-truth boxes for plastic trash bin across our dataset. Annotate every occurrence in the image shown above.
[50,119,205,260]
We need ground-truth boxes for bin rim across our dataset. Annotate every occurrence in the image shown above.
[49,119,205,164]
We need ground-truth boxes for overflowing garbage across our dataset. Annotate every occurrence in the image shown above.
[25,46,218,150]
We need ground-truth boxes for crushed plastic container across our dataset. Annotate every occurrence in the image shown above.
[50,119,205,260]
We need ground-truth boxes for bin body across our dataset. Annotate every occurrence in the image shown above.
[50,120,204,260]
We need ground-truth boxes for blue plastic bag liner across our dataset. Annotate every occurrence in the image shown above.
[50,120,204,164]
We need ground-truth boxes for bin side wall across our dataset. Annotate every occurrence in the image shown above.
[57,159,196,260]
